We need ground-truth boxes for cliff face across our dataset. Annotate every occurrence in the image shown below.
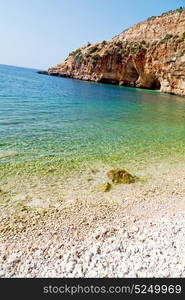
[48,9,185,96]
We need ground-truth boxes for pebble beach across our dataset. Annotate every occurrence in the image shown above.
[1,159,185,278]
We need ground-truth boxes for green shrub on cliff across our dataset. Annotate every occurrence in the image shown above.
[115,41,122,47]
[160,34,173,44]
[162,10,173,15]
[151,8,184,19]
[161,7,184,16]
[104,50,110,56]
[151,41,158,48]
[176,7,184,13]
[175,38,184,44]
[147,16,156,21]
[87,46,99,55]
[120,48,129,56]
[74,51,84,63]
[164,34,173,40]
[91,54,100,60]
[176,32,185,44]
[132,44,142,53]
[69,48,81,57]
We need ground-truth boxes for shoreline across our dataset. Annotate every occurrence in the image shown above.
[1,155,185,219]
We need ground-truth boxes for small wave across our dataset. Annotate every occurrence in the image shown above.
[0,151,19,158]
[0,120,22,125]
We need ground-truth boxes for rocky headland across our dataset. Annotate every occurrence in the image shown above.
[48,9,185,96]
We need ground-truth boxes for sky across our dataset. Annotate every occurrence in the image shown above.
[0,0,184,69]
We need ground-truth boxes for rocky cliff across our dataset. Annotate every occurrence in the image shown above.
[48,9,185,96]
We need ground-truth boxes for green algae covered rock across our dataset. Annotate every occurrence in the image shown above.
[107,168,135,184]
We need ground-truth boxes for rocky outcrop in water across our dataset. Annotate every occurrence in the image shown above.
[48,9,185,96]
[37,71,48,75]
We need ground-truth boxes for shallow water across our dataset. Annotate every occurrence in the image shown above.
[0,64,185,177]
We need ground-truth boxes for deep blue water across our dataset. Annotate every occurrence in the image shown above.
[0,64,185,171]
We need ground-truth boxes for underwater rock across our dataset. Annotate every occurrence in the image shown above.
[107,168,135,184]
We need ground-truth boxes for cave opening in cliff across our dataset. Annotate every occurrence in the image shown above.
[121,62,140,87]
[150,78,161,90]
[98,78,120,85]
[140,76,161,90]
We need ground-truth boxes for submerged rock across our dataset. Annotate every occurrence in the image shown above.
[99,182,112,192]
[107,169,135,184]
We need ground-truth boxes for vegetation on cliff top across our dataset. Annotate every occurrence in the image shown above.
[69,48,81,57]
[147,7,184,21]
[67,7,185,61]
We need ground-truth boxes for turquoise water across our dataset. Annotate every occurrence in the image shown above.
[0,64,185,176]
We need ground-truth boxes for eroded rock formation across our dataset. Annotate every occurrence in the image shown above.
[48,9,185,96]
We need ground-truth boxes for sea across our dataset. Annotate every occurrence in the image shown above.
[0,64,185,179]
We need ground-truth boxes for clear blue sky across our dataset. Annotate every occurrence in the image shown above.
[0,0,184,69]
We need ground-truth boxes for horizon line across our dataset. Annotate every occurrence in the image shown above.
[0,63,48,71]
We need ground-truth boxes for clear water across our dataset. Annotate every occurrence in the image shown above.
[0,64,185,177]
